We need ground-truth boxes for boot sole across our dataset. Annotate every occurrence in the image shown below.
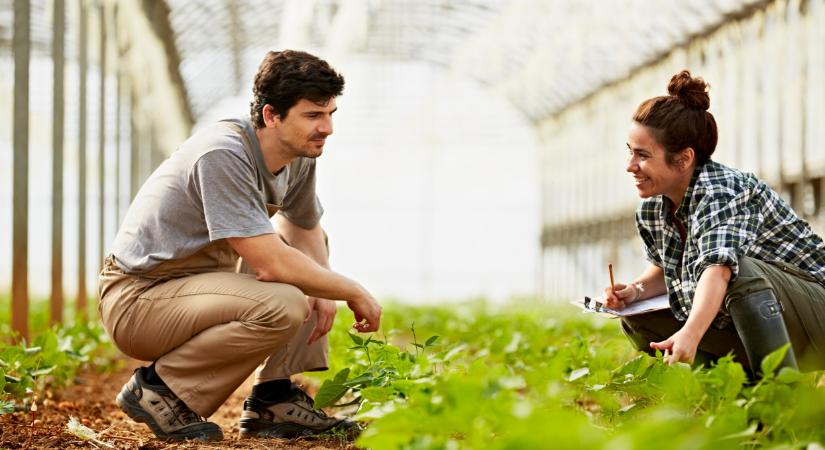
[239,418,320,439]
[116,388,223,441]
[239,417,355,439]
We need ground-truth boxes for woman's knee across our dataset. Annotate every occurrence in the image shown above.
[621,318,654,352]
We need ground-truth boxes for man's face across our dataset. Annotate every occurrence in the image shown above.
[626,122,685,200]
[273,98,337,159]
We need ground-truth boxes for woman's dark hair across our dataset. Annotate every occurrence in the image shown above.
[632,70,718,166]
[250,50,345,128]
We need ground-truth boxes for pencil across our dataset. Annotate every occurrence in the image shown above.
[608,263,615,293]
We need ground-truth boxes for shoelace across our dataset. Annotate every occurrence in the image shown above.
[292,389,331,418]
[167,396,205,426]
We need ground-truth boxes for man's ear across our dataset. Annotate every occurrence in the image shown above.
[263,104,281,127]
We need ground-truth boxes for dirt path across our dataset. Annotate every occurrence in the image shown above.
[0,360,357,449]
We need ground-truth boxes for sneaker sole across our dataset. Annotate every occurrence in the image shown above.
[239,418,346,439]
[116,388,223,441]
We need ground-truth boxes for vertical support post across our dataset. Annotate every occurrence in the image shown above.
[12,0,31,341]
[98,2,107,272]
[51,0,66,326]
[130,91,140,200]
[227,0,244,94]
[77,0,89,318]
[114,19,122,225]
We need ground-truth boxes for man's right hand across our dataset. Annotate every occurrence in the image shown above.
[347,291,382,333]
[603,283,637,310]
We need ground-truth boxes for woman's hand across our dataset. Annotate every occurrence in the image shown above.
[652,265,731,365]
[603,283,638,309]
[650,327,702,365]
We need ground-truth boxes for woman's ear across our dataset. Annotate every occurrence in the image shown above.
[677,147,695,171]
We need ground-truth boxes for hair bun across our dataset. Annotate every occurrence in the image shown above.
[667,70,710,110]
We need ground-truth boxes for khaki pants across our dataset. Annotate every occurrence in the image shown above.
[621,257,825,371]
[98,240,329,417]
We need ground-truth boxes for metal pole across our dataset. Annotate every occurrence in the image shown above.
[114,41,121,225]
[98,2,106,273]
[12,0,31,341]
[51,0,66,326]
[78,0,88,318]
[130,90,140,200]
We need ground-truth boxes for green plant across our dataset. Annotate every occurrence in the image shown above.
[310,301,825,449]
[0,320,119,414]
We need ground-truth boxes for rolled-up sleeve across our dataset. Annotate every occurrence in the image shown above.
[692,190,760,281]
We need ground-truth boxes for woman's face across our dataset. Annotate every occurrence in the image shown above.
[626,122,691,202]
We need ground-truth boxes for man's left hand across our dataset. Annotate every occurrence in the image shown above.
[306,297,337,345]
[650,327,702,365]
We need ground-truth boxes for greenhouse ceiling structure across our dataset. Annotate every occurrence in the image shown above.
[163,0,766,122]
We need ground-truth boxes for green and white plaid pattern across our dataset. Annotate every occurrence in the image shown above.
[636,160,825,328]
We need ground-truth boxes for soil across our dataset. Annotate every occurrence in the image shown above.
[0,360,358,449]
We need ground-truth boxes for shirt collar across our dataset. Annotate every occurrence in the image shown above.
[661,162,705,220]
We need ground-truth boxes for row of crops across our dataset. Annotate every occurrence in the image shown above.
[2,297,824,449]
[312,301,825,449]
[0,295,117,415]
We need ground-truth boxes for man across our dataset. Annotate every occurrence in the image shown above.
[98,50,382,441]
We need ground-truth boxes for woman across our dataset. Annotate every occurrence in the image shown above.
[605,70,825,373]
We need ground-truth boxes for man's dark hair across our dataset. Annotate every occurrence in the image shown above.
[250,50,345,128]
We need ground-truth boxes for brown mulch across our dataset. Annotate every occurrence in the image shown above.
[0,360,358,449]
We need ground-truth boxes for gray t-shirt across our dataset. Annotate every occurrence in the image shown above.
[110,117,323,273]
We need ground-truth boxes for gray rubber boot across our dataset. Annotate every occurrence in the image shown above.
[727,289,798,374]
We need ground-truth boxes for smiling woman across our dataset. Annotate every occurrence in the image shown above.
[604,70,825,376]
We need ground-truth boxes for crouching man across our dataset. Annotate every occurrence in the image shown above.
[98,50,381,441]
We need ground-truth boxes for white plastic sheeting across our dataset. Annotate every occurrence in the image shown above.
[162,0,764,123]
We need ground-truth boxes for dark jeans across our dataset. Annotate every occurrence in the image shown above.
[621,257,825,371]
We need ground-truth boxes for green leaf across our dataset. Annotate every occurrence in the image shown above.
[424,336,439,347]
[0,400,14,415]
[775,366,803,384]
[348,333,364,346]
[37,331,59,360]
[361,386,394,403]
[760,343,790,377]
[314,368,351,409]
[29,366,55,377]
[567,367,590,382]
[343,372,375,387]
[721,422,759,439]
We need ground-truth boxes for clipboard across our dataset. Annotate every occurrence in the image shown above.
[569,294,670,318]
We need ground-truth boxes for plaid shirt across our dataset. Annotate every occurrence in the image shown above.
[636,160,825,328]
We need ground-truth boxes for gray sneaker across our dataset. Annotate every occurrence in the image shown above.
[239,385,358,438]
[116,368,223,441]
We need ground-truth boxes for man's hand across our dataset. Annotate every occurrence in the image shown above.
[347,293,382,333]
[603,283,637,309]
[650,327,702,365]
[305,297,337,345]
